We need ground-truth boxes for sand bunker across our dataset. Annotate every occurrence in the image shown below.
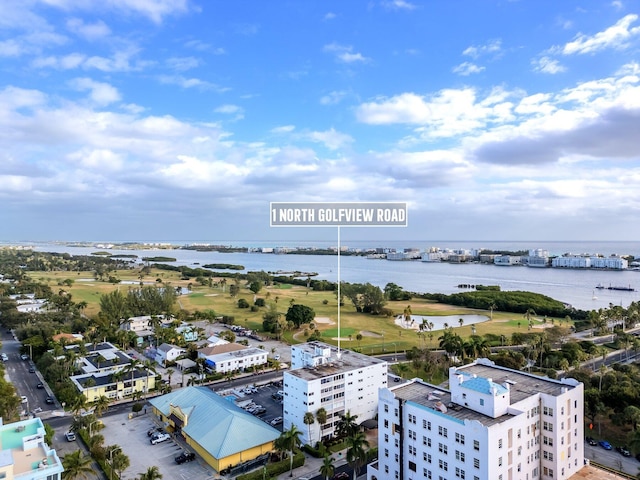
[359,330,383,338]
[314,317,334,325]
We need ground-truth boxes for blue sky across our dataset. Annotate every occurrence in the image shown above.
[2,0,640,243]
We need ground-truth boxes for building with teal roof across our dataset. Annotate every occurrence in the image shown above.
[0,417,64,480]
[148,386,279,473]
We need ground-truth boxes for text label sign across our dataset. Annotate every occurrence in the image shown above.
[270,202,407,227]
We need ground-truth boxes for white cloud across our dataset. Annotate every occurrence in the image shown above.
[158,75,228,92]
[452,62,485,76]
[381,0,417,10]
[356,88,516,138]
[611,1,624,10]
[39,0,191,24]
[32,53,87,69]
[215,104,244,120]
[324,12,337,20]
[166,56,200,71]
[532,56,566,74]
[562,14,640,55]
[320,90,348,105]
[323,43,370,63]
[462,39,502,59]
[66,18,111,40]
[271,125,295,134]
[306,128,353,150]
[69,78,121,106]
[68,148,124,170]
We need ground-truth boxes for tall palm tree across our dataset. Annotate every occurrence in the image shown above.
[280,424,302,477]
[61,450,93,480]
[336,411,359,440]
[315,408,327,443]
[138,466,163,480]
[303,412,315,446]
[319,454,335,480]
[346,431,370,480]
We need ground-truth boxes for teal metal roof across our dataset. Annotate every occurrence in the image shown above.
[149,386,280,459]
[460,376,508,396]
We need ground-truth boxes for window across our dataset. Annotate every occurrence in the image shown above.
[424,468,432,479]
[438,443,447,454]
[439,426,448,437]
[498,438,502,449]
[423,419,427,429]
[439,460,448,471]
[409,461,417,472]
[456,450,465,462]
[423,453,432,463]
[384,449,388,457]
[385,404,389,413]
[384,434,389,443]
[473,440,480,451]
[498,457,502,467]
[427,421,432,430]
[479,399,484,406]
[474,458,480,469]
[395,453,399,463]
[544,451,554,461]
[455,433,465,444]
[455,467,466,479]
[384,420,389,428]
[409,445,416,455]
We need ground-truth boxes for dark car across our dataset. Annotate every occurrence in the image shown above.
[175,452,196,464]
[616,446,631,457]
[333,473,349,480]
[585,436,597,446]
[36,383,44,389]
[45,396,54,404]
[147,427,165,437]
[29,366,36,373]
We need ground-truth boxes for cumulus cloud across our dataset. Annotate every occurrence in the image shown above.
[320,90,348,105]
[214,104,244,121]
[532,56,566,74]
[561,14,640,55]
[306,128,353,150]
[323,43,370,63]
[66,18,111,40]
[69,77,121,106]
[452,62,485,76]
[381,0,417,10]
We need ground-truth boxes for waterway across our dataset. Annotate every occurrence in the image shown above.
[19,241,640,312]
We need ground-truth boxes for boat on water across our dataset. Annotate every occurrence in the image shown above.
[595,283,635,291]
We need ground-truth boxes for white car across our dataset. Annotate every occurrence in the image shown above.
[1,353,8,362]
[20,395,28,404]
[150,432,170,445]
[65,431,76,441]
[270,417,283,426]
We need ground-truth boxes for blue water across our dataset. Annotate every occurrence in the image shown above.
[17,241,640,311]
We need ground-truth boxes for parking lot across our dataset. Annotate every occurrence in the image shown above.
[97,382,285,480]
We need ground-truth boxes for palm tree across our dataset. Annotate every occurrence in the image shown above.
[524,308,536,328]
[346,431,370,480]
[319,454,335,480]
[315,408,327,443]
[303,412,315,445]
[488,303,497,320]
[336,411,359,440]
[62,450,93,480]
[92,395,110,417]
[138,466,163,480]
[280,424,303,477]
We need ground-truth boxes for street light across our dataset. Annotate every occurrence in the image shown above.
[88,420,100,437]
[108,446,122,480]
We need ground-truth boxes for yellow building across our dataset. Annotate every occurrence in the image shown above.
[149,387,279,473]
[71,367,156,402]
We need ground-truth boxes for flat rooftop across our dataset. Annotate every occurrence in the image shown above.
[455,361,577,403]
[392,380,511,427]
[288,343,386,381]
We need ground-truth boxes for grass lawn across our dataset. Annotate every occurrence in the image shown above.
[28,267,574,352]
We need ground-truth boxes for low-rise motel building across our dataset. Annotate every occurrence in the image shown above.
[148,387,280,473]
[0,417,64,480]
[367,358,584,480]
[68,342,156,402]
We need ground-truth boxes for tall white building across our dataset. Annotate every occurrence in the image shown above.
[283,341,388,446]
[367,358,584,480]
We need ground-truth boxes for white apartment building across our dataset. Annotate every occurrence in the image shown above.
[283,341,388,446]
[494,256,522,266]
[203,347,268,374]
[368,358,584,480]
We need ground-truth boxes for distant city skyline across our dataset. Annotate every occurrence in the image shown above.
[1,1,640,242]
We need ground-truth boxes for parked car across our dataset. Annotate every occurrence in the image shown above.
[585,436,597,446]
[21,354,29,360]
[45,396,54,404]
[616,446,631,457]
[150,432,170,445]
[1,353,8,361]
[175,452,196,464]
[36,382,44,389]
[333,473,349,480]
[29,366,36,373]
[65,431,76,441]
[20,395,28,404]
[270,417,283,426]
[147,427,164,437]
[599,440,612,450]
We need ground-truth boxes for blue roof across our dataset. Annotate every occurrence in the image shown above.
[460,376,508,396]
[149,386,280,458]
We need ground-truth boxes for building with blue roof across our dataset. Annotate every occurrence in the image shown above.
[148,386,280,473]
